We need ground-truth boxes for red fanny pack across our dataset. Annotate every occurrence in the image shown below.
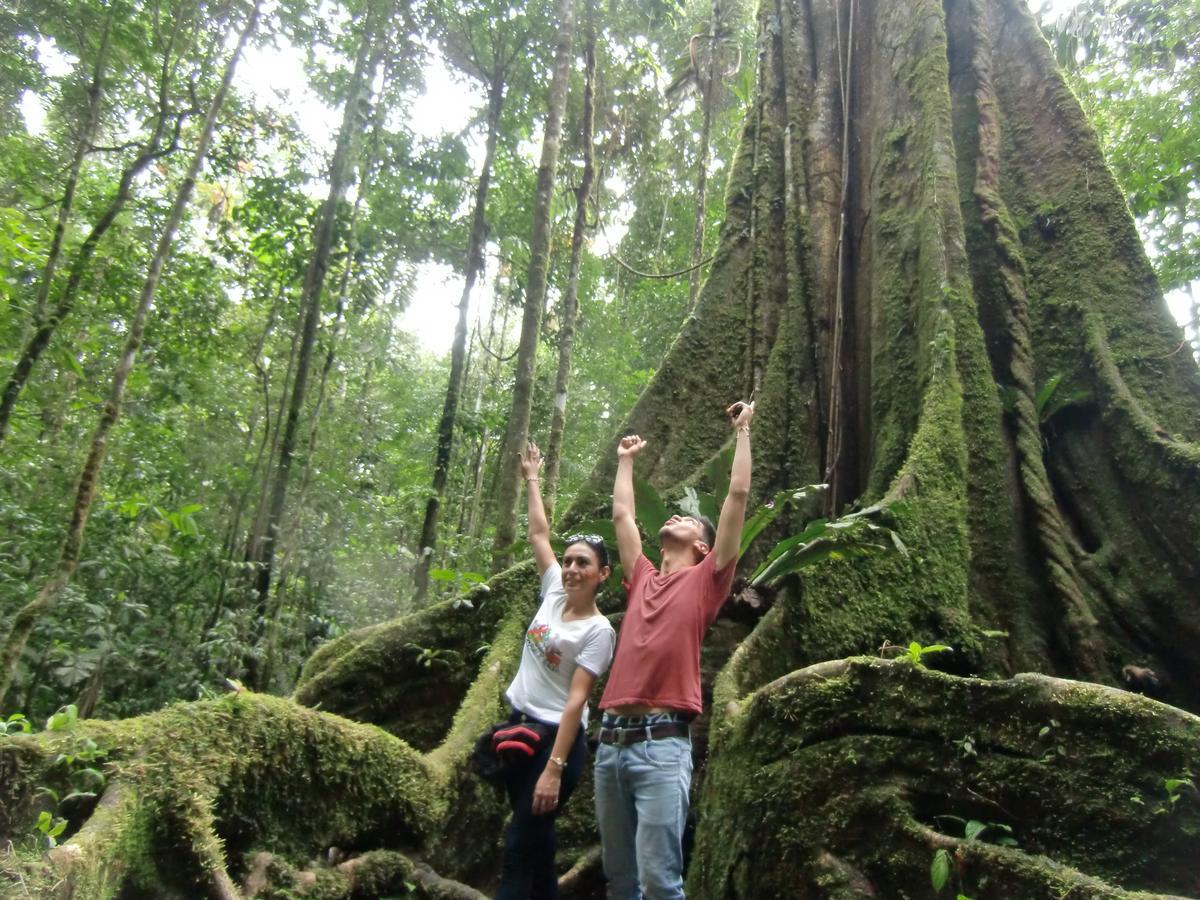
[492,721,550,762]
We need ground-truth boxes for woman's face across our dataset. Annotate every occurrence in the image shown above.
[561,543,609,596]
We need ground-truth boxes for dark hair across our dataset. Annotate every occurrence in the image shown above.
[564,533,610,568]
[697,515,716,549]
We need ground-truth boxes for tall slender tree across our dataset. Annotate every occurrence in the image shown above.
[412,0,533,601]
[543,3,597,517]
[491,0,576,570]
[243,0,392,688]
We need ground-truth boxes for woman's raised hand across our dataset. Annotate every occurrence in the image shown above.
[520,441,544,481]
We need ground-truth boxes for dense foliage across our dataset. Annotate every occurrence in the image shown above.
[0,0,755,718]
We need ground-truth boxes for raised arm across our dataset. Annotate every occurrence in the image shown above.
[712,400,755,571]
[612,435,647,573]
[521,441,556,576]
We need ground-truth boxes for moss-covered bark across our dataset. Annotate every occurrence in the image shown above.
[0,569,541,898]
[692,657,1200,898]
[4,0,1200,895]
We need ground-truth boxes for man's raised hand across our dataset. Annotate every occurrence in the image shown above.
[727,400,755,430]
[617,434,647,459]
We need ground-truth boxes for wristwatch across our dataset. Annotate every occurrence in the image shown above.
[549,755,566,770]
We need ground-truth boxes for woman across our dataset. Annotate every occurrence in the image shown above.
[497,441,616,900]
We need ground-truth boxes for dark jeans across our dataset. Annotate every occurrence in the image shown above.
[496,708,588,900]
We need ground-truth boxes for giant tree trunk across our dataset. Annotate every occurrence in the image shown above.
[3,0,1200,896]
[490,0,576,570]
[0,2,262,708]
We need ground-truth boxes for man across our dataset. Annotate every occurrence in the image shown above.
[594,399,755,899]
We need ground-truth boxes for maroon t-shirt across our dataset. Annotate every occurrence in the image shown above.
[599,551,737,716]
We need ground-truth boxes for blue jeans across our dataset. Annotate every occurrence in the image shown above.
[496,709,587,900]
[594,729,693,899]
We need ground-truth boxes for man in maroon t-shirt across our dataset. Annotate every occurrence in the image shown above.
[594,399,755,899]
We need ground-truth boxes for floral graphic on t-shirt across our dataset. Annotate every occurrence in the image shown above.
[526,622,562,670]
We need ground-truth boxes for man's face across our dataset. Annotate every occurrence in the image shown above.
[659,515,709,555]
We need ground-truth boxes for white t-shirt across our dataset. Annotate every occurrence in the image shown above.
[505,564,616,727]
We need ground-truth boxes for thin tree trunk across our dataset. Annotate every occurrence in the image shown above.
[256,171,368,687]
[465,294,510,539]
[245,297,302,567]
[687,9,720,311]
[0,16,189,445]
[0,0,262,707]
[491,0,577,571]
[244,3,389,688]
[27,3,115,331]
[1189,279,1199,363]
[413,75,506,603]
[543,16,597,519]
[205,284,286,646]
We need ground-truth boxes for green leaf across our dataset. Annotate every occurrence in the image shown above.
[738,496,782,557]
[46,704,79,732]
[750,536,842,586]
[965,819,986,841]
[1034,373,1064,419]
[428,569,458,582]
[634,476,670,536]
[931,847,951,891]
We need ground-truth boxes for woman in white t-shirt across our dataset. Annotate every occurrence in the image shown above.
[497,441,616,900]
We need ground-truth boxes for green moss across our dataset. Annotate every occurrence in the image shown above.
[695,659,1200,897]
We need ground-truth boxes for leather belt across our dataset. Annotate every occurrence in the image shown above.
[598,722,690,746]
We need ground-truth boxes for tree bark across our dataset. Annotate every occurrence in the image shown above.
[414,74,506,603]
[686,5,720,311]
[543,13,597,520]
[0,0,263,708]
[491,0,577,571]
[244,1,390,688]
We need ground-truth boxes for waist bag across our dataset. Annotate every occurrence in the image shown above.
[492,722,550,762]
[470,718,552,785]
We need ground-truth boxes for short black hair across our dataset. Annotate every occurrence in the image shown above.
[697,515,716,549]
[564,533,610,568]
